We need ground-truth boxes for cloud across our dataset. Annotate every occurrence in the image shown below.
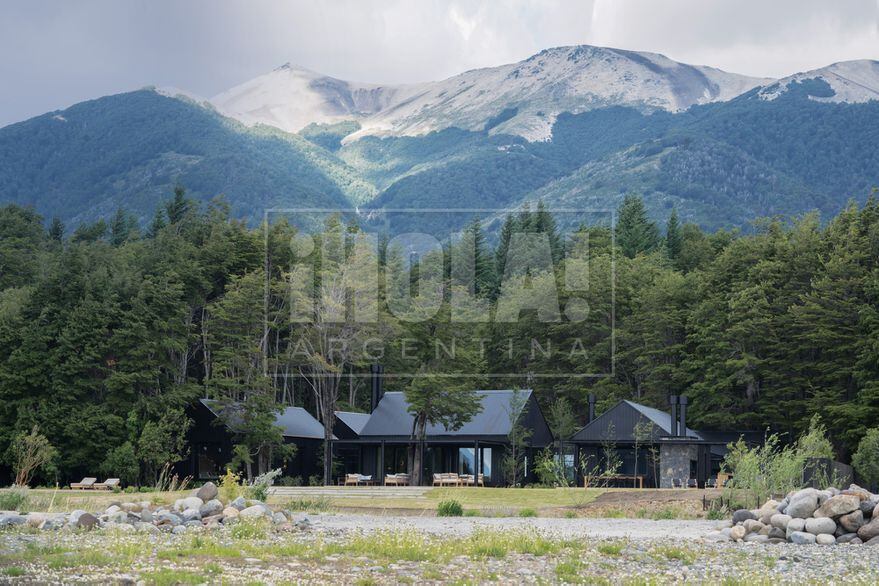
[0,0,877,127]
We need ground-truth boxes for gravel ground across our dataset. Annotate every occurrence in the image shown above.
[315,513,717,540]
[1,515,878,584]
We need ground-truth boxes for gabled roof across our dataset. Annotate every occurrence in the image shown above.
[570,399,702,443]
[335,411,371,435]
[200,399,329,440]
[358,390,535,439]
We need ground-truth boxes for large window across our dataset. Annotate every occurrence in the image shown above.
[197,444,224,479]
[458,447,492,480]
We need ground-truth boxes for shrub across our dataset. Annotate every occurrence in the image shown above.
[706,508,727,521]
[518,508,537,518]
[0,487,28,511]
[8,426,57,487]
[852,427,879,488]
[248,468,281,502]
[436,499,463,517]
[276,475,302,487]
[100,442,139,487]
[219,469,243,502]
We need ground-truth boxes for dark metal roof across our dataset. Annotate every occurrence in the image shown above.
[358,390,534,439]
[200,399,329,440]
[334,411,370,435]
[570,400,702,443]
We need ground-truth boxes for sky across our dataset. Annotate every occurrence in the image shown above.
[1,0,878,127]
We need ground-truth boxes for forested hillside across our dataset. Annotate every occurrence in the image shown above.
[1,191,877,484]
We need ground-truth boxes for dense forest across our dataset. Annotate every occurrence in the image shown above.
[1,188,878,485]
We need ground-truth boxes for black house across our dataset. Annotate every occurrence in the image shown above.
[332,389,553,486]
[181,399,327,482]
[569,396,760,488]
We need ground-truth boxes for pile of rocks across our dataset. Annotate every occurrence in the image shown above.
[0,482,309,535]
[706,484,879,545]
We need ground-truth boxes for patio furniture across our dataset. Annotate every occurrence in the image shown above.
[344,474,374,486]
[432,472,462,486]
[459,474,485,487]
[705,478,717,489]
[671,478,684,489]
[94,478,120,490]
[384,473,410,486]
[70,477,97,490]
[686,478,698,489]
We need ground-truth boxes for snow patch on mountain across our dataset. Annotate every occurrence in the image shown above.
[213,45,769,142]
[759,60,879,103]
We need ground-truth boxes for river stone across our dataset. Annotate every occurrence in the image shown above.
[120,502,140,513]
[181,496,203,511]
[816,533,836,545]
[135,522,159,534]
[843,485,871,500]
[814,494,860,518]
[106,522,134,533]
[196,482,219,502]
[231,496,247,510]
[776,498,789,513]
[857,518,879,541]
[199,499,223,518]
[805,517,836,535]
[181,508,201,522]
[866,535,879,546]
[74,512,98,530]
[221,506,239,519]
[172,525,187,535]
[768,527,786,540]
[729,525,746,541]
[732,509,756,524]
[272,512,288,525]
[770,514,792,530]
[744,533,768,543]
[155,511,182,526]
[0,513,26,528]
[704,531,730,542]
[839,510,865,533]
[743,519,764,534]
[874,502,879,519]
[786,490,819,519]
[105,504,121,515]
[239,505,268,519]
[816,490,832,505]
[836,532,859,544]
[40,517,66,531]
[789,531,817,545]
[140,510,153,523]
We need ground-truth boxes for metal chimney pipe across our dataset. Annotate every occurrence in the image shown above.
[669,395,679,437]
[587,394,596,423]
[679,396,688,437]
[370,364,382,412]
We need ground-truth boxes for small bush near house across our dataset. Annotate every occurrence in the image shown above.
[436,499,463,517]
[248,468,281,502]
[518,507,537,517]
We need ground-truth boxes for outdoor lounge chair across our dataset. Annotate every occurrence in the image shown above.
[671,478,683,489]
[94,478,120,490]
[460,474,484,487]
[687,478,698,489]
[705,478,717,489]
[344,474,362,486]
[70,477,97,490]
[432,472,462,486]
[384,473,410,486]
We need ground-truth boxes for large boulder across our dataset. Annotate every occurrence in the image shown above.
[744,533,769,543]
[768,527,786,540]
[816,534,836,545]
[729,525,746,541]
[866,535,879,546]
[786,518,806,539]
[785,489,819,519]
[805,517,836,535]
[857,518,879,541]
[181,496,203,511]
[732,509,756,524]
[199,499,223,518]
[789,531,817,545]
[814,495,860,518]
[743,519,764,534]
[222,507,239,519]
[181,508,201,522]
[0,513,26,528]
[72,512,98,530]
[196,482,219,502]
[770,514,792,530]
[839,510,865,533]
[836,533,860,544]
[842,485,871,501]
[239,505,268,520]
